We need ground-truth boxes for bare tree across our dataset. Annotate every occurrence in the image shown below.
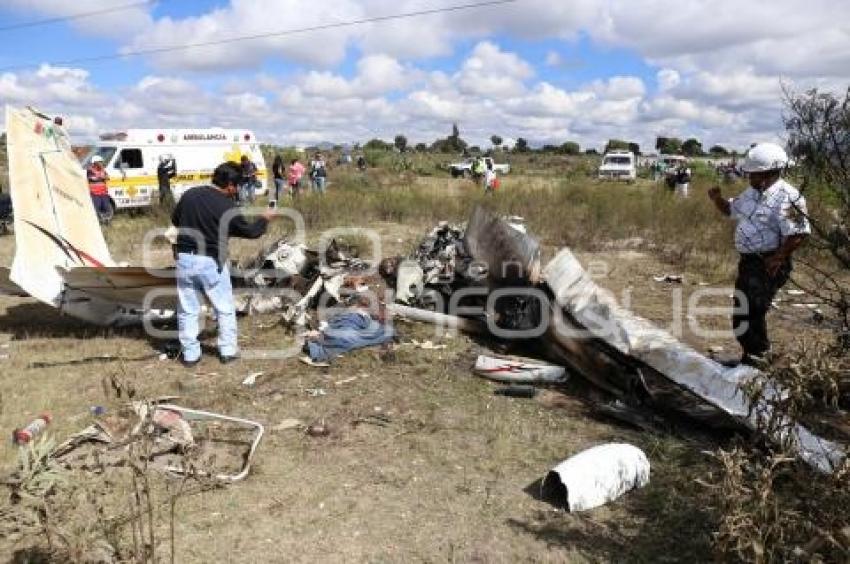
[783,86,850,338]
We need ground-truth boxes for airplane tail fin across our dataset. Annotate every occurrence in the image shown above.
[6,105,114,306]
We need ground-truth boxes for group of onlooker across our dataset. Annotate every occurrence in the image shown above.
[270,153,328,201]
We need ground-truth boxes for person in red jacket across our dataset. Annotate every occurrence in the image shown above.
[87,155,112,224]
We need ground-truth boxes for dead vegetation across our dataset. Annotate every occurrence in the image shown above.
[703,343,850,563]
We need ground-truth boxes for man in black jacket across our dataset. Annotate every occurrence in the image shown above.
[171,161,275,366]
[157,154,177,207]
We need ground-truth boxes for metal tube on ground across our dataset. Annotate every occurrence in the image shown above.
[387,303,486,334]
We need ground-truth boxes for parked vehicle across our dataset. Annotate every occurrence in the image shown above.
[659,154,687,169]
[81,128,268,215]
[597,150,636,181]
[449,157,511,177]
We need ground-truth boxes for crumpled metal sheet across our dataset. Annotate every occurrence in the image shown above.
[395,260,424,305]
[463,206,541,287]
[543,248,845,474]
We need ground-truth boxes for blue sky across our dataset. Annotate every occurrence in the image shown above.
[0,1,847,149]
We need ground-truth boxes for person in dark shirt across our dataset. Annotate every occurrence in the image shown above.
[171,161,276,366]
[157,154,177,208]
[238,155,258,205]
[271,154,285,201]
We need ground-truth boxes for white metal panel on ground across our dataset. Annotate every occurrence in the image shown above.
[543,248,845,473]
[542,443,650,512]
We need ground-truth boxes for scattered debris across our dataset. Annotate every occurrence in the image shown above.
[150,406,194,448]
[493,385,539,398]
[474,355,567,384]
[395,259,425,305]
[51,403,265,482]
[306,422,331,437]
[652,274,683,283]
[389,303,485,334]
[241,372,264,387]
[335,375,359,386]
[540,443,650,512]
[12,413,52,445]
[299,356,330,368]
[403,339,448,350]
[352,414,392,427]
[592,401,662,432]
[272,418,305,432]
[305,388,327,397]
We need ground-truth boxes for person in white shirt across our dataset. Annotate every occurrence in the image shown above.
[674,163,692,197]
[708,142,810,365]
[484,159,497,194]
[309,153,327,193]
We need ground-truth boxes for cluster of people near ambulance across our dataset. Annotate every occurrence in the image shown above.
[85,150,330,224]
[85,142,809,370]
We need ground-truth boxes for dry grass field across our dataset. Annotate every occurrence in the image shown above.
[0,162,841,562]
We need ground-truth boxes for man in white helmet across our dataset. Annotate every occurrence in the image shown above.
[708,142,810,365]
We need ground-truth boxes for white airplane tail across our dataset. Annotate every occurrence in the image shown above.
[6,105,115,306]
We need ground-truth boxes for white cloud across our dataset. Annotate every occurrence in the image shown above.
[545,51,563,67]
[122,0,363,70]
[591,76,646,101]
[656,69,680,92]
[300,55,413,99]
[2,0,848,151]
[4,0,153,37]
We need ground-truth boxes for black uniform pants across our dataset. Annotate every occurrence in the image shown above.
[732,253,791,359]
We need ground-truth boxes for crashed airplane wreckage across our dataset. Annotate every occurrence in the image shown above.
[0,105,843,473]
[388,206,844,474]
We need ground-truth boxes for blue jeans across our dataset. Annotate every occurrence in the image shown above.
[312,177,326,193]
[238,181,256,204]
[273,178,285,200]
[176,253,238,361]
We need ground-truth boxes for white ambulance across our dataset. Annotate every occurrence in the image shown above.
[81,128,268,213]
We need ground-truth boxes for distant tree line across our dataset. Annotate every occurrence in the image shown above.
[360,124,587,155]
[356,125,738,157]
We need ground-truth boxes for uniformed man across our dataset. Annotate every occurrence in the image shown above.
[86,155,112,225]
[157,154,177,207]
[708,142,810,365]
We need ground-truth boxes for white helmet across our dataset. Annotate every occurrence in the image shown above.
[740,142,788,173]
[91,155,104,164]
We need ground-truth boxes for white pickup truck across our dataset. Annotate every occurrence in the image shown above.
[597,150,637,181]
[449,157,511,177]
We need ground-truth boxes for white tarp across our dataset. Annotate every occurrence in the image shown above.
[543,248,845,473]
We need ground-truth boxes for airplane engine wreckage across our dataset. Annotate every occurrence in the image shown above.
[0,105,844,474]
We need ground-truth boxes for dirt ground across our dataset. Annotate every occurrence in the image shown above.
[0,208,836,562]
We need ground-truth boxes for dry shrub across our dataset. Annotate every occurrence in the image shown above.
[705,341,850,563]
[2,377,214,563]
